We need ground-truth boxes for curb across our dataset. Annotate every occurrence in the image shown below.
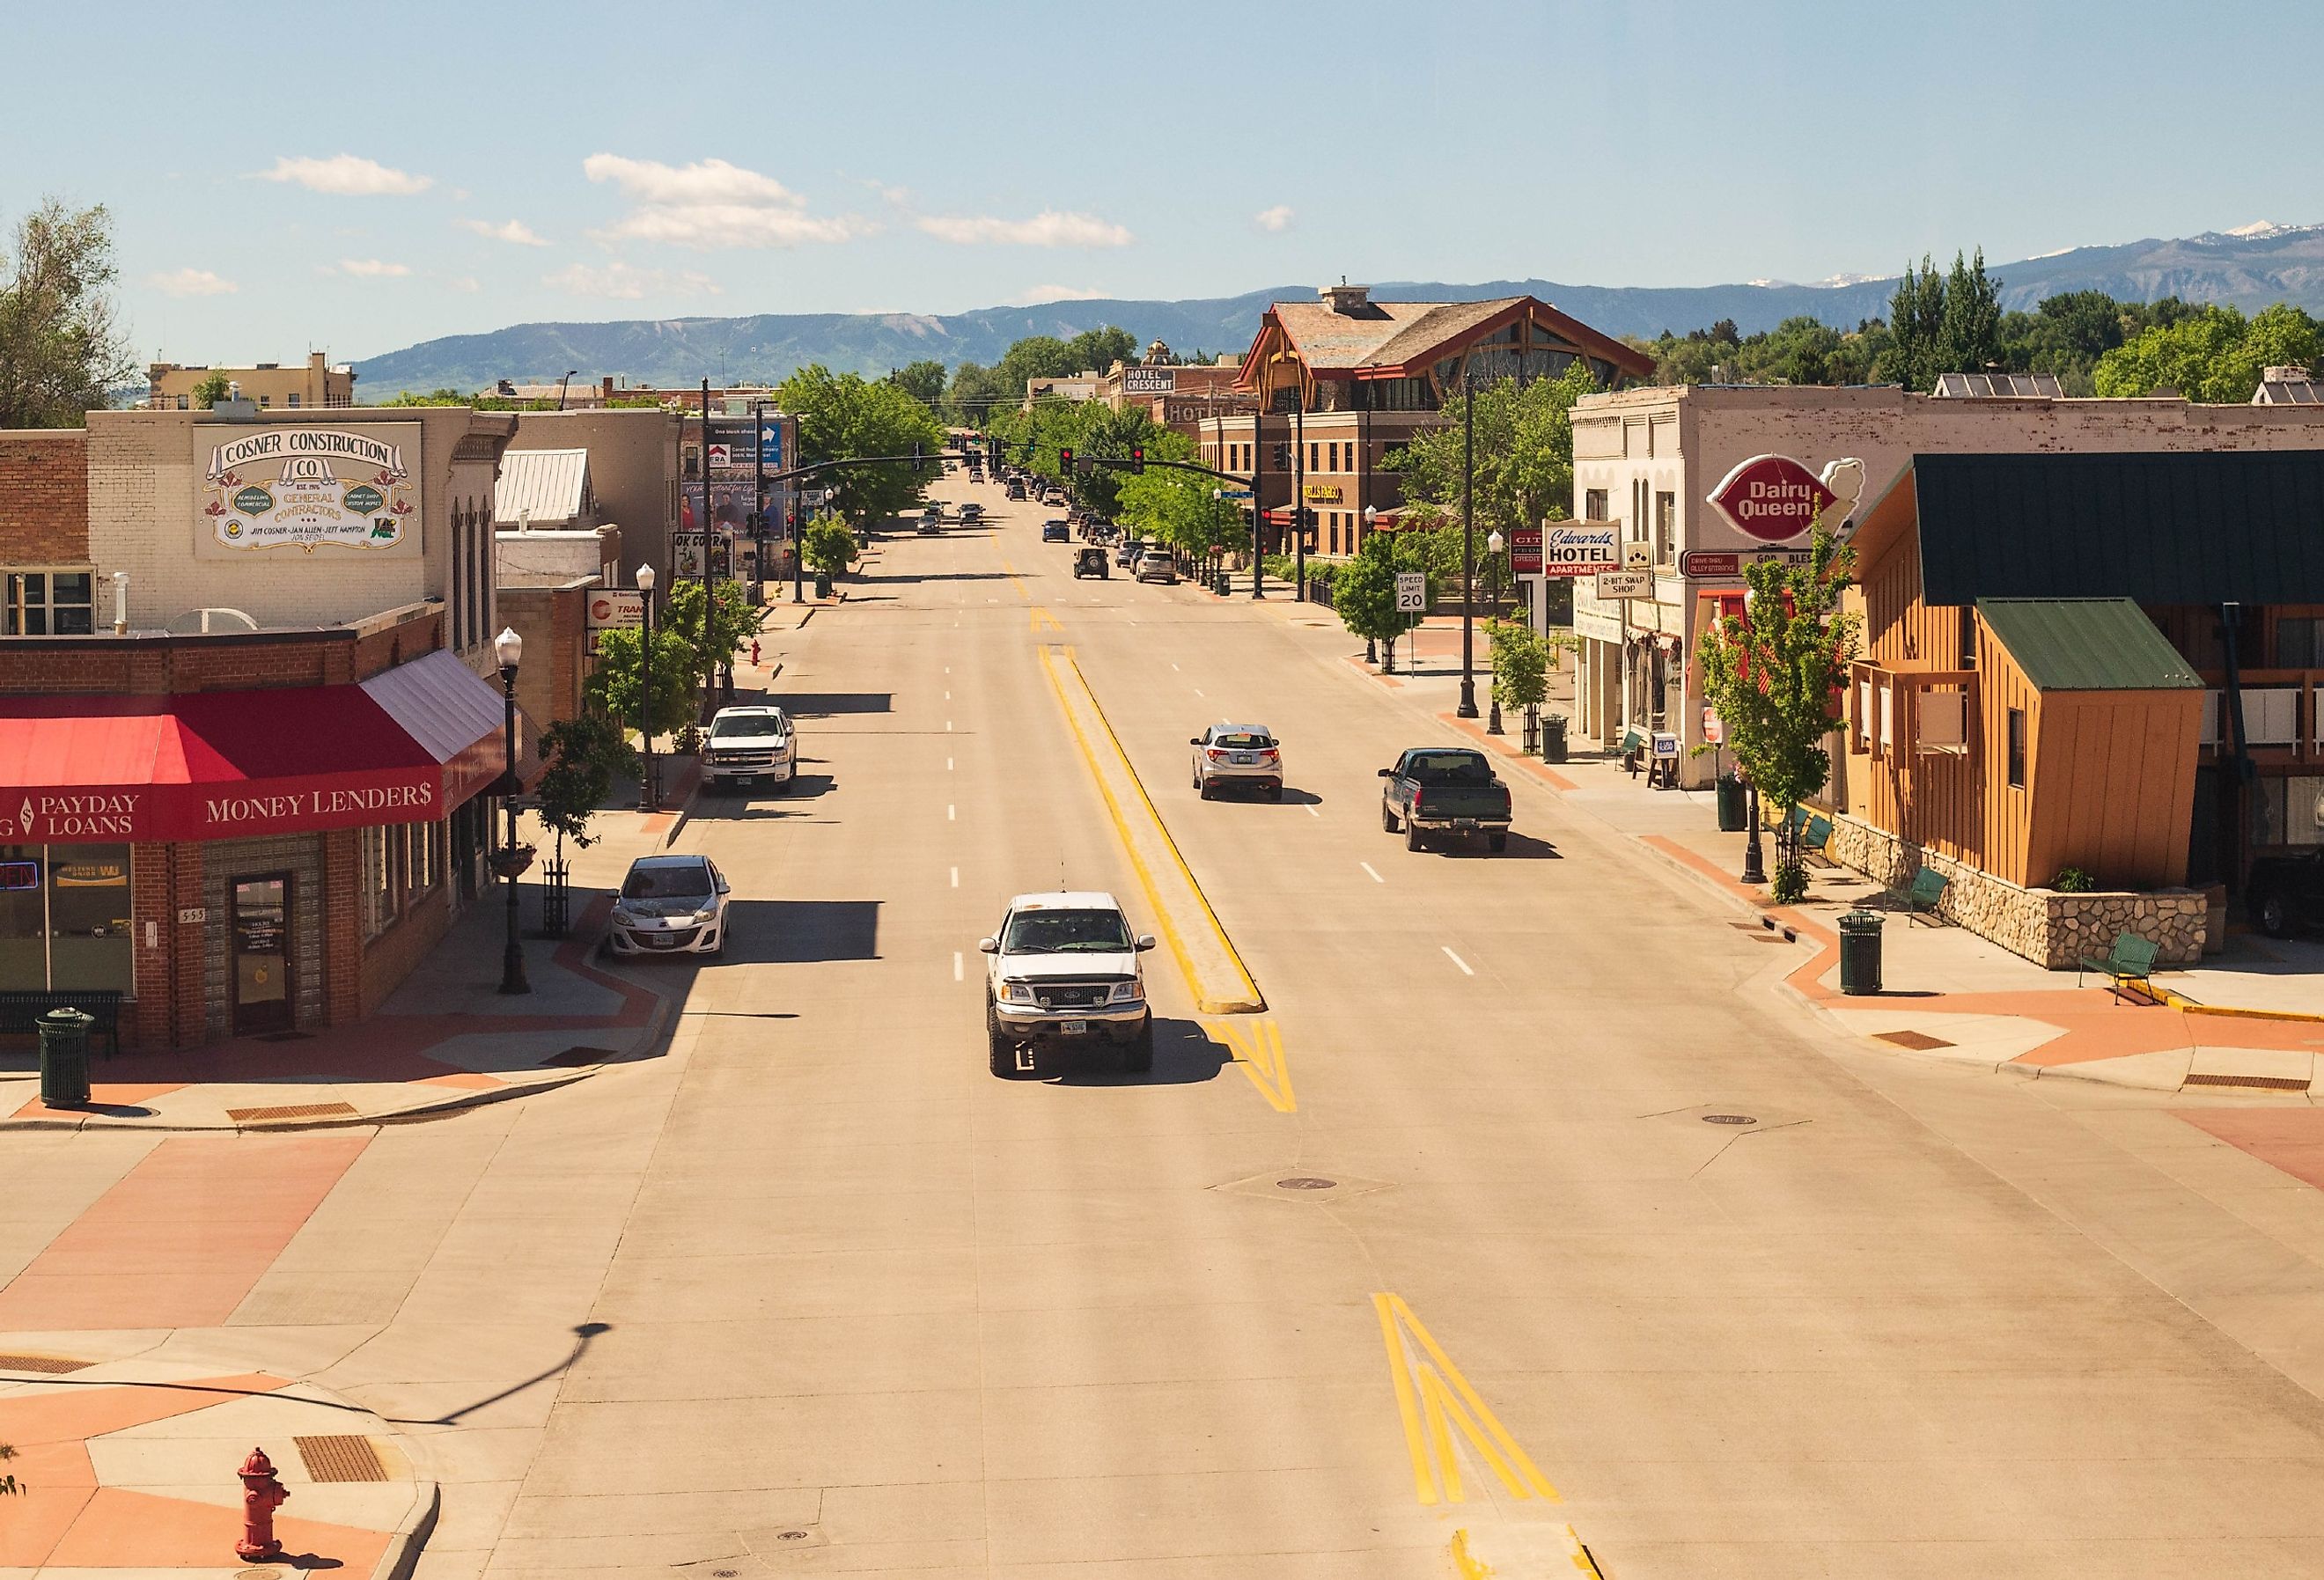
[659,761,706,850]
[374,1478,440,1580]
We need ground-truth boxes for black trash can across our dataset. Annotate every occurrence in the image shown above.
[1542,714,1569,763]
[1838,911,1884,996]
[36,1007,92,1108]
[1717,774,1748,833]
[813,571,834,598]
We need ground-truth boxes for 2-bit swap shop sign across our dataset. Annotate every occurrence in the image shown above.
[1706,455,1837,544]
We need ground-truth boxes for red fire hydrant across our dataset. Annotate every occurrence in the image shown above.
[749,639,761,669]
[236,1446,290,1560]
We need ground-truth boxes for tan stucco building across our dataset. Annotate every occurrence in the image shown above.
[147,352,355,412]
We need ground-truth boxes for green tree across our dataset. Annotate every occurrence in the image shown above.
[1695,524,1860,903]
[943,360,1012,425]
[662,577,767,686]
[777,364,946,526]
[189,370,232,408]
[803,517,858,577]
[1383,362,1597,547]
[1934,247,2004,378]
[888,359,947,407]
[2093,305,2253,400]
[1487,618,1550,717]
[1879,255,1948,392]
[583,624,698,743]
[1064,326,1138,372]
[532,715,637,865]
[1114,446,1247,562]
[0,198,134,428]
[1333,531,1436,669]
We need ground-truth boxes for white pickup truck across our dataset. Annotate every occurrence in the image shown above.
[702,705,797,793]
[979,891,1156,1077]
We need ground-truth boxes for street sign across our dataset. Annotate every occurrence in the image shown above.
[1217,487,1253,499]
[1593,569,1654,600]
[1702,707,1725,745]
[1509,525,1542,575]
[1623,540,1651,572]
[1394,572,1427,613]
[1541,522,1620,577]
[708,443,732,470]
[586,589,645,629]
[802,489,830,509]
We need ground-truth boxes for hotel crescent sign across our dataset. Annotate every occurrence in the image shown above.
[202,425,418,554]
[1706,454,1840,544]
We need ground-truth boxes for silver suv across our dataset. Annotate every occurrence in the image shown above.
[980,891,1156,1077]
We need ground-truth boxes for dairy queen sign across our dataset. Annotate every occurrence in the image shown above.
[1705,454,1857,544]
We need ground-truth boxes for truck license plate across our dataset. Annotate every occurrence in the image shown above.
[736,775,755,786]
[1062,1019,1088,1035]
[1453,819,1479,829]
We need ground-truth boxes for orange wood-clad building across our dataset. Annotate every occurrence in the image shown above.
[1847,451,2324,900]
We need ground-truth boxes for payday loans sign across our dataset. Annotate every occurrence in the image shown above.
[202,425,419,554]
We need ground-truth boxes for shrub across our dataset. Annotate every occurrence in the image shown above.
[2052,866,2097,893]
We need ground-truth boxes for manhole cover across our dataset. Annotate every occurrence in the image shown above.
[714,1570,741,1576]
[775,1531,811,1541]
[1701,1113,1757,1126]
[1276,1177,1336,1190]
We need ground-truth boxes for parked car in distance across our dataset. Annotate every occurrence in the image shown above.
[1006,481,1026,500]
[1136,551,1179,584]
[703,704,797,791]
[1379,747,1512,852]
[916,518,942,535]
[2246,849,2324,936]
[1113,538,1140,567]
[1074,547,1109,579]
[959,502,983,521]
[1042,520,1071,543]
[1191,723,1283,799]
[606,854,731,959]
[980,891,1156,1077]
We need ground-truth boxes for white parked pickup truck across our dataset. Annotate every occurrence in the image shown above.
[702,705,796,792]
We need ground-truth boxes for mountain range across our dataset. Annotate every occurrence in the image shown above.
[353,222,2324,394]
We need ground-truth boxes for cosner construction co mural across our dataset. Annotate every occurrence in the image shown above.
[203,425,420,554]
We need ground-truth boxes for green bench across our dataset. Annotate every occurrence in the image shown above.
[0,990,124,1058]
[1780,808,1836,866]
[1886,866,1949,922]
[2078,932,2160,1003]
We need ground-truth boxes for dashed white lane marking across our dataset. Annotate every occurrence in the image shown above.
[945,690,952,701]
[1442,946,1475,976]
[1305,804,1320,818]
[948,804,956,821]
[1360,861,1385,884]
[946,720,953,731]
[951,866,959,887]
[947,757,953,770]
[1171,663,1180,671]
[1193,688,1205,698]
[953,951,964,981]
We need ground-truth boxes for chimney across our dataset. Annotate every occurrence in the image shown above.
[602,376,614,402]
[1320,281,1372,315]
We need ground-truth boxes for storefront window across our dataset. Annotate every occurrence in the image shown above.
[4,570,96,636]
[2279,617,2324,669]
[0,844,133,994]
[2254,777,2289,847]
[2286,777,2324,847]
[362,826,394,938]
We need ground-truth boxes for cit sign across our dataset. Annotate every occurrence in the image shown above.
[1706,454,1838,544]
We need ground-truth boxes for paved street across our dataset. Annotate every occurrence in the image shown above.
[9,474,2324,1577]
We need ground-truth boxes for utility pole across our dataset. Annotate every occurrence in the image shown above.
[699,378,717,717]
[1250,412,1265,599]
[752,398,767,609]
[1292,400,1306,600]
[1457,365,1480,719]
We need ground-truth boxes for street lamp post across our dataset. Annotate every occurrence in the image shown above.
[494,627,530,996]
[1361,504,1379,664]
[1739,585,1768,884]
[1249,415,1265,599]
[636,565,659,813]
[1457,367,1480,719]
[1292,401,1306,602]
[1485,526,1506,733]
[555,369,577,411]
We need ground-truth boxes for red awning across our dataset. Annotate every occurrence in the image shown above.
[0,660,508,844]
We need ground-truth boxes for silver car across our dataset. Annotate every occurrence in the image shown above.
[1190,723,1283,800]
[606,854,731,959]
[1136,551,1179,584]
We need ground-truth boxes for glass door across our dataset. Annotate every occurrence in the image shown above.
[231,874,291,1034]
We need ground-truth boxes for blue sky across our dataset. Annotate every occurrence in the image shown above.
[7,1,2316,364]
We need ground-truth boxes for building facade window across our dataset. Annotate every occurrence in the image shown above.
[1273,443,1291,472]
[0,844,134,994]
[2278,616,2324,668]
[2006,709,2027,789]
[1654,491,1676,565]
[1307,443,1320,473]
[175,394,189,410]
[286,393,301,408]
[4,570,95,636]
[1585,489,1608,521]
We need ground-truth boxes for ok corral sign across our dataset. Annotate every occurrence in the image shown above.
[1706,455,1839,544]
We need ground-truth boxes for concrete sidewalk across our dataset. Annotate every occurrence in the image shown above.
[0,1343,433,1575]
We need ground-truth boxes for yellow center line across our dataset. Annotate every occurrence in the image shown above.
[1375,1292,1560,1506]
[1206,1018,1294,1113]
[1373,1294,1434,1506]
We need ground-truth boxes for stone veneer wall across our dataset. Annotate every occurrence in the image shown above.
[1823,813,2205,970]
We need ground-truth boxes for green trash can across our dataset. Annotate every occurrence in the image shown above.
[1542,713,1569,763]
[813,571,834,598]
[36,1007,92,1108]
[1838,911,1884,996]
[1716,774,1748,832]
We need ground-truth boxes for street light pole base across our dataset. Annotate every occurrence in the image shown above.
[1456,681,1480,720]
[498,946,531,996]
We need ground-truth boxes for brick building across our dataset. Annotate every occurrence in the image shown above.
[1201,284,1652,559]
[0,401,521,1047]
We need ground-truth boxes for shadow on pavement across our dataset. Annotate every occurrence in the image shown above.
[775,693,891,717]
[717,898,882,964]
[1050,1019,1229,1087]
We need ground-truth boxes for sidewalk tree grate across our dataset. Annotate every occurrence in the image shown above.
[257,1031,316,1042]
[295,1434,388,1482]
[0,1353,90,1374]
[541,1045,618,1068]
[226,1101,360,1122]
[2185,1072,2313,1091]
[1874,1030,1956,1051]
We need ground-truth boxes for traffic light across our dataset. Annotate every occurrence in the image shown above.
[1059,446,1074,474]
[1129,445,1144,474]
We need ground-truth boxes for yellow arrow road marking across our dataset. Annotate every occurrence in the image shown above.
[1205,1018,1293,1113]
[1373,1293,1557,1505]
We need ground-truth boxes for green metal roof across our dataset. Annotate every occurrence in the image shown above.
[1976,599,2203,692]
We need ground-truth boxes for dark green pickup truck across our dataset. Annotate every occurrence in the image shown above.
[1379,747,1513,853]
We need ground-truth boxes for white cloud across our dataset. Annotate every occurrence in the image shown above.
[1254,204,1294,232]
[149,268,236,298]
[257,154,432,196]
[916,210,1132,247]
[581,153,867,249]
[1011,283,1107,305]
[545,261,722,300]
[870,181,914,209]
[458,217,550,247]
[448,276,482,294]
[336,259,412,278]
